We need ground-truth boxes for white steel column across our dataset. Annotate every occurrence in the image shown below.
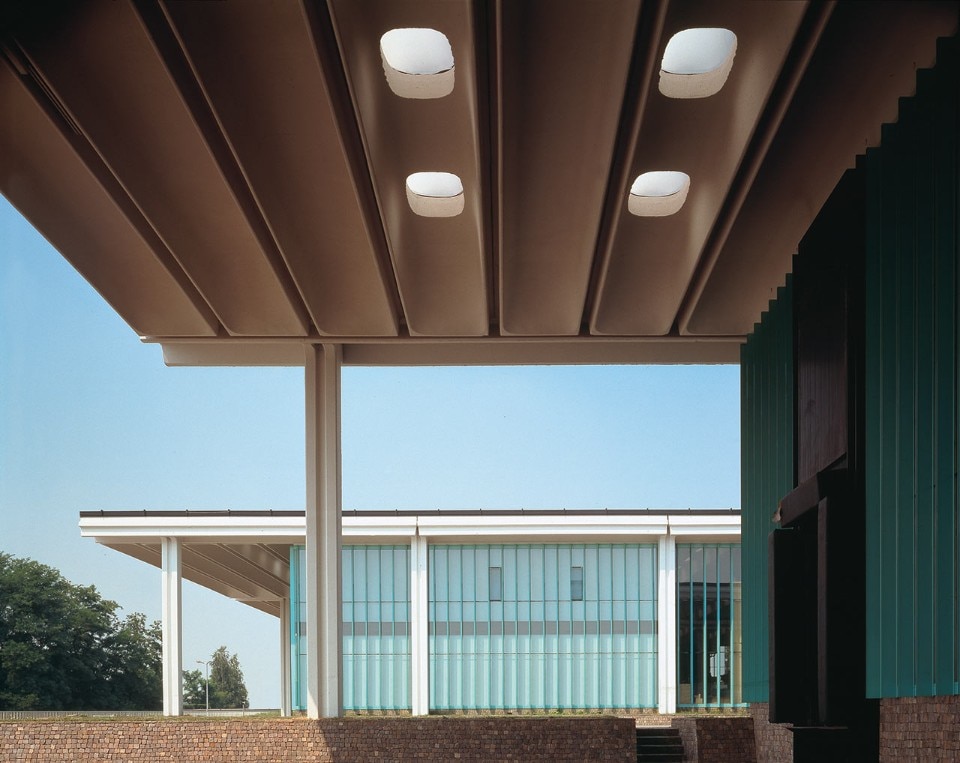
[305,343,342,718]
[160,536,183,716]
[280,598,292,717]
[410,535,429,715]
[658,533,677,714]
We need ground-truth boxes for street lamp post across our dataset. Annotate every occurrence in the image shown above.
[196,659,212,715]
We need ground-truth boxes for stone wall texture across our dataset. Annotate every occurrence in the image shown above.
[0,716,636,762]
[670,717,756,763]
[749,703,792,763]
[880,695,960,762]
[672,718,699,761]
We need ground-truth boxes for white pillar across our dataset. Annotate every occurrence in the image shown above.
[410,535,429,715]
[280,598,292,717]
[161,536,183,716]
[658,533,677,714]
[305,343,342,718]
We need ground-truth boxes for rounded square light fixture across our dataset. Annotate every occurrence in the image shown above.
[628,171,690,217]
[406,172,464,217]
[380,28,455,99]
[659,28,737,99]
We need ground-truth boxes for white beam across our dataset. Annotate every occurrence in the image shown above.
[79,511,740,544]
[305,344,342,718]
[417,513,669,539]
[154,336,743,368]
[658,534,677,714]
[410,535,430,715]
[160,536,183,716]
[280,598,292,717]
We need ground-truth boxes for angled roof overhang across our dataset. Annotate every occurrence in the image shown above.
[1,1,957,367]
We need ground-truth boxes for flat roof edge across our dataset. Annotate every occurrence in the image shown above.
[80,507,740,518]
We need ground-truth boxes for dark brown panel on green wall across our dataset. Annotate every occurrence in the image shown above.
[793,169,864,484]
[781,163,875,759]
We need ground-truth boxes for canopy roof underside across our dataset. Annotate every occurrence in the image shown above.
[1,1,957,366]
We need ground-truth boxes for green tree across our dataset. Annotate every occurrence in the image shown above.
[0,553,161,710]
[182,668,206,710]
[106,613,162,710]
[208,646,248,709]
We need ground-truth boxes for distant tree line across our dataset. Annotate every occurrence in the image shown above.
[183,646,249,710]
[0,553,162,710]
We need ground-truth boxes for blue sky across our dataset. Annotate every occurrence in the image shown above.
[0,195,740,708]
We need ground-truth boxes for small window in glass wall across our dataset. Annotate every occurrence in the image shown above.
[570,565,584,601]
[489,566,502,602]
[677,543,743,708]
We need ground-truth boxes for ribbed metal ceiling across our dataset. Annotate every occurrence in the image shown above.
[1,1,956,365]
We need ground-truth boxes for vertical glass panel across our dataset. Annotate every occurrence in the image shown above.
[585,546,598,601]
[677,545,691,583]
[449,547,463,602]
[718,546,730,583]
[489,566,503,602]
[571,566,584,601]
[434,547,448,601]
[517,546,531,602]
[677,543,742,708]
[529,547,544,602]
[558,547,572,599]
[503,546,517,602]
[337,545,411,711]
[692,545,704,582]
[544,546,559,601]
[474,547,485,602]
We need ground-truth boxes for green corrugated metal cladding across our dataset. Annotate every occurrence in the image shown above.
[740,274,794,703]
[865,36,960,699]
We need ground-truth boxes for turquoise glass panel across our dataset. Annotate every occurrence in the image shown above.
[427,543,658,711]
[290,545,411,711]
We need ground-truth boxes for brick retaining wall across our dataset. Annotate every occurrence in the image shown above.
[0,716,636,762]
[879,695,960,762]
[670,717,756,763]
[748,703,792,763]
[672,718,699,761]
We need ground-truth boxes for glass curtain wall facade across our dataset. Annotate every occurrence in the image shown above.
[290,537,741,712]
[676,543,743,708]
[290,545,411,712]
[428,544,658,710]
